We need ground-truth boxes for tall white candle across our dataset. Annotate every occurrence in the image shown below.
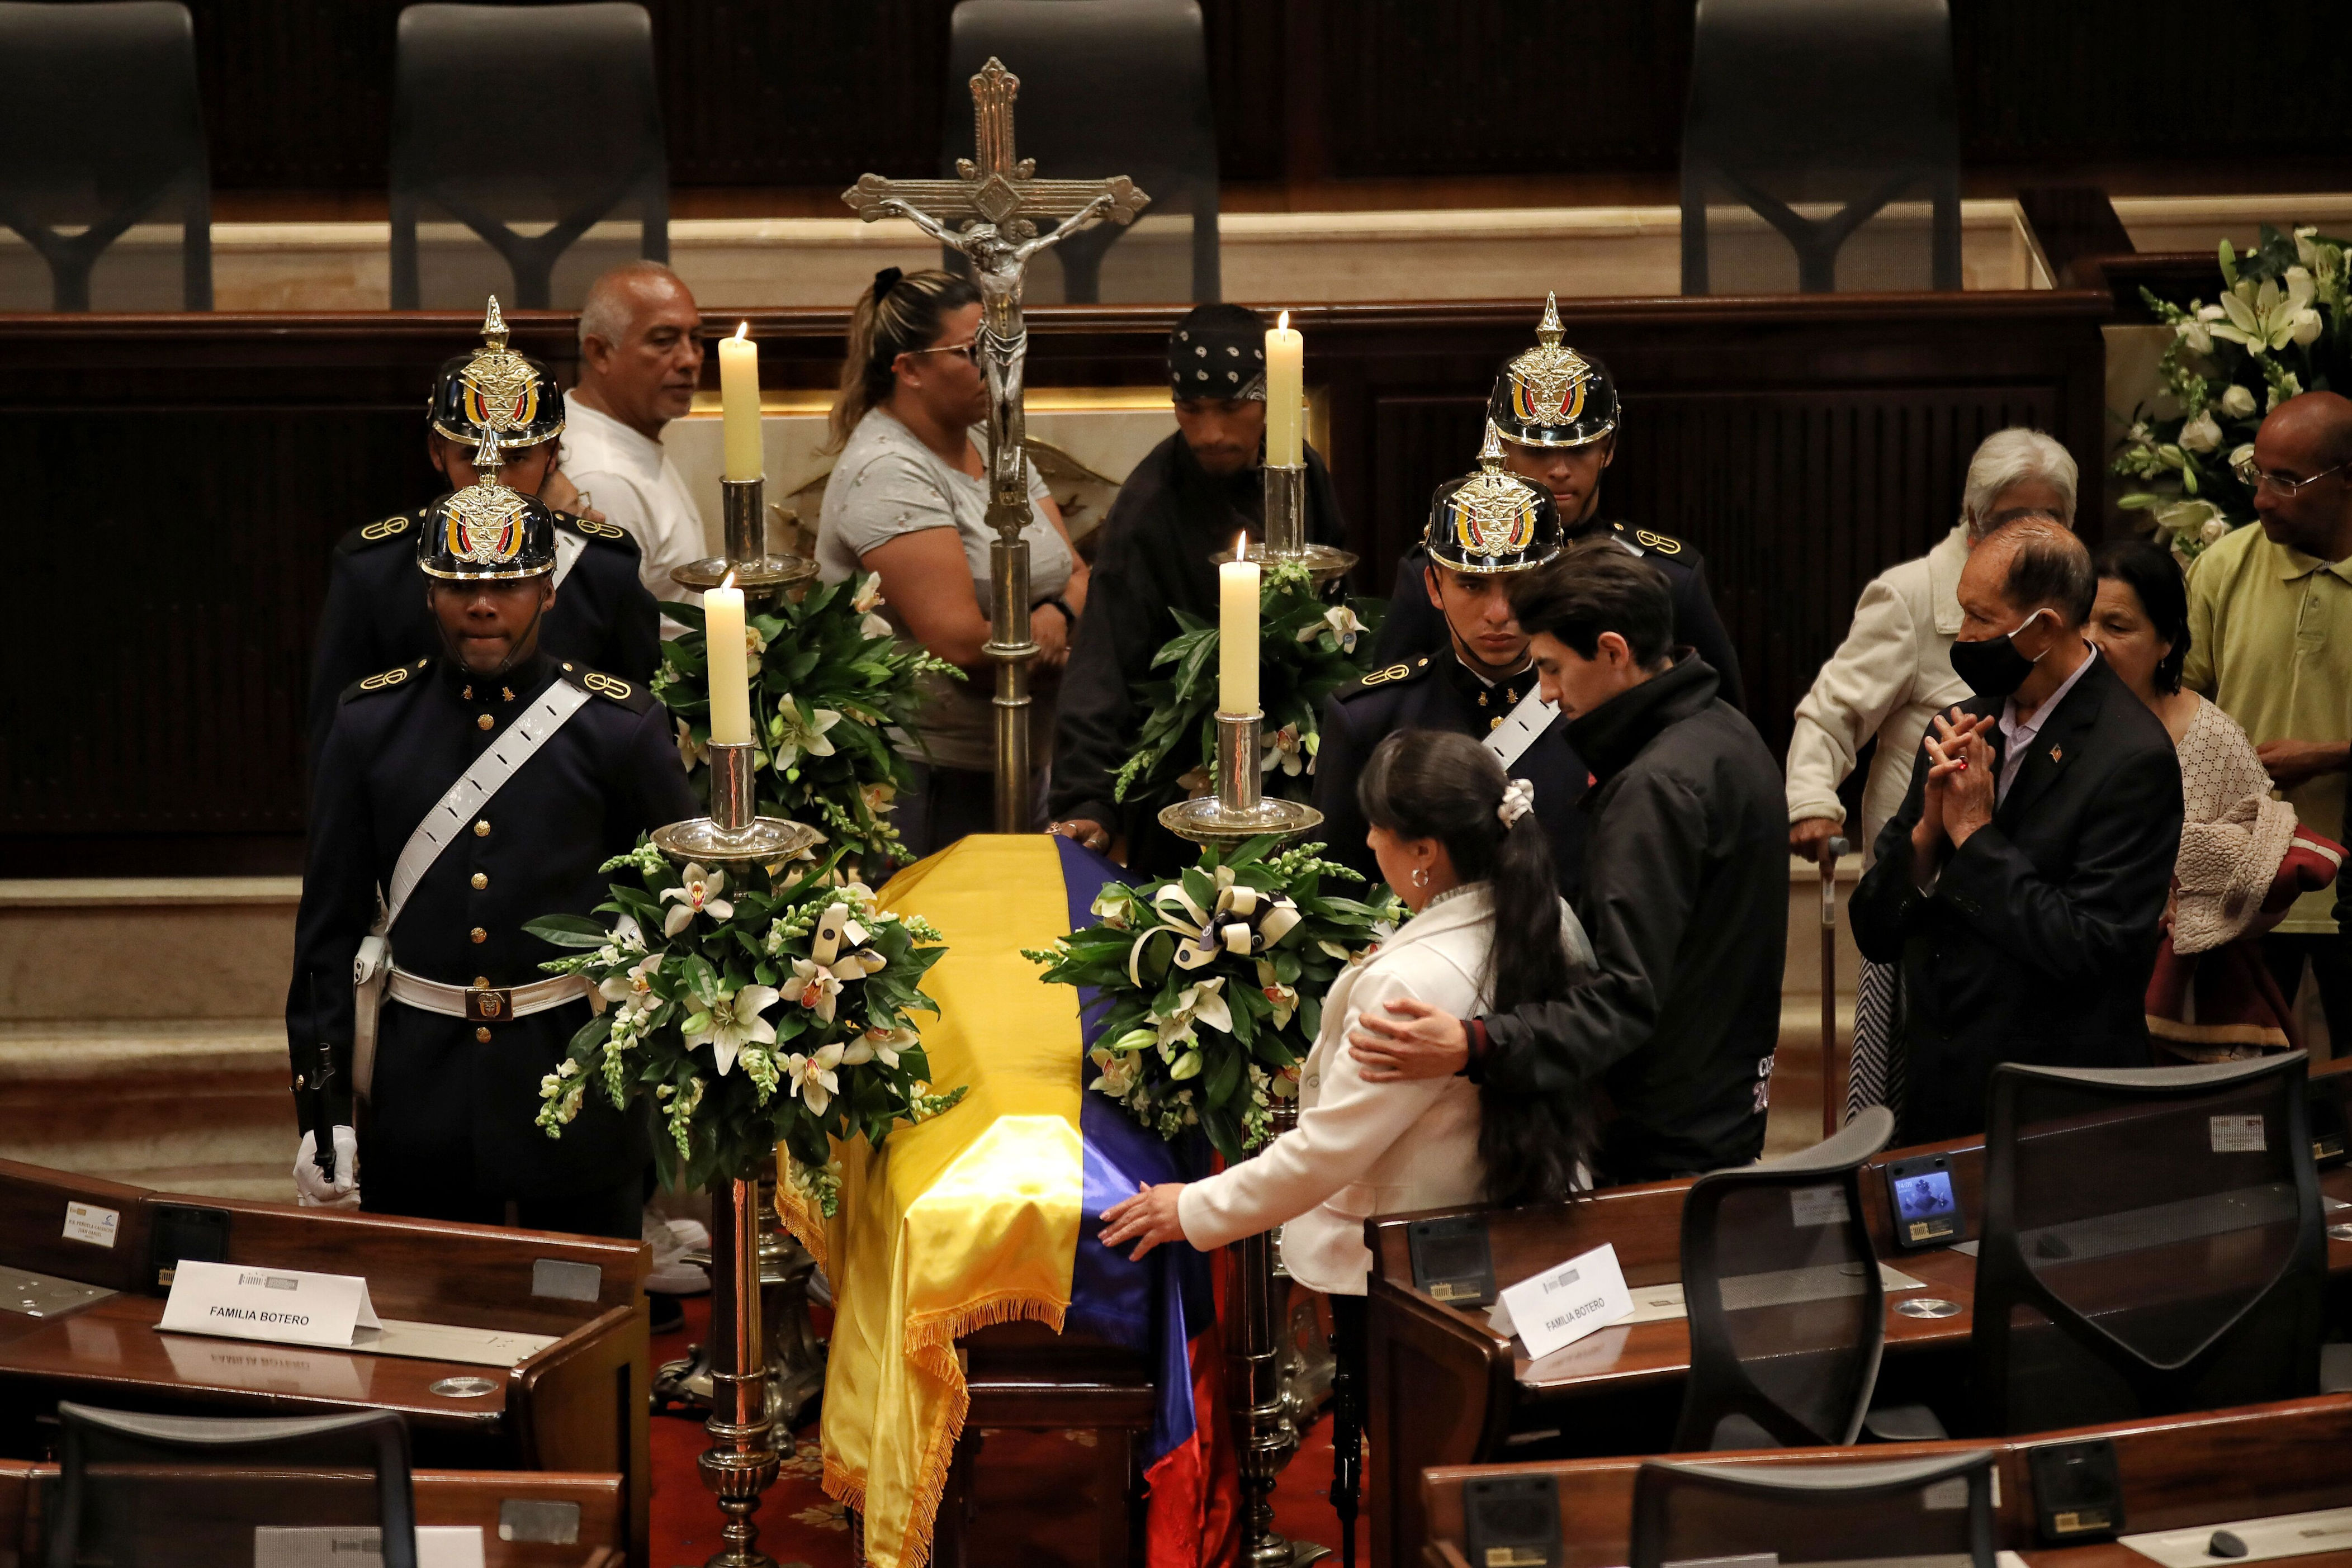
[1219,543,1260,717]
[718,323,761,483]
[1265,310,1303,468]
[705,577,753,746]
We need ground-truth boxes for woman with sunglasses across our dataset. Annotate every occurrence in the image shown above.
[816,267,1090,860]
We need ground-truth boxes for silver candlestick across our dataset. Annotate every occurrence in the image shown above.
[673,475,817,608]
[652,742,821,873]
[1214,459,1358,590]
[1157,712,1323,846]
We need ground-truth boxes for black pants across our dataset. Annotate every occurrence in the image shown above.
[895,761,1049,860]
[363,1167,643,1242]
[2262,930,2352,1057]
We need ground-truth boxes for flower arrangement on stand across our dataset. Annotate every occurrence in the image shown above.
[1112,561,1382,816]
[1026,836,1402,1160]
[654,573,958,875]
[2115,224,2352,560]
[528,841,963,1210]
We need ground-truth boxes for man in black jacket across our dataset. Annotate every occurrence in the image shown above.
[1048,303,1346,870]
[1348,539,1787,1182]
[1850,521,2181,1143]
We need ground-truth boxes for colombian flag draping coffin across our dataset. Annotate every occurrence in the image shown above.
[779,835,1239,1568]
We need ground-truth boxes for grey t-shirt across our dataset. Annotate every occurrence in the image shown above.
[816,407,1070,771]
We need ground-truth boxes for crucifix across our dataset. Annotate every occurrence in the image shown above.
[843,58,1150,832]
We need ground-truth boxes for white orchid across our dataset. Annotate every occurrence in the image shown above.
[1255,958,1300,1030]
[599,950,663,1006]
[2210,271,2322,353]
[1149,975,1232,1048]
[743,622,769,676]
[863,612,896,640]
[860,780,897,817]
[2179,410,2223,453]
[1261,722,1307,777]
[841,1020,919,1068]
[783,1043,845,1115]
[769,698,843,770]
[1090,884,1138,930]
[1298,603,1363,653]
[676,720,707,773]
[851,574,884,614]
[1090,1047,1142,1098]
[786,957,844,1022]
[2220,383,2258,420]
[660,863,732,935]
[680,983,779,1077]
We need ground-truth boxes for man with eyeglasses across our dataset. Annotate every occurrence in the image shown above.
[2185,390,2352,1047]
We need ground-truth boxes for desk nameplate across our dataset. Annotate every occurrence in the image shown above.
[2122,1505,2352,1567]
[0,1263,114,1319]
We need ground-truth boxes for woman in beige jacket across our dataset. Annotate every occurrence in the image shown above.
[1784,428,2077,1117]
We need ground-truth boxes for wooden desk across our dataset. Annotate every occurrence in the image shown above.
[0,1460,626,1568]
[1368,1112,2352,1567]
[1419,1392,2352,1568]
[0,1159,651,1567]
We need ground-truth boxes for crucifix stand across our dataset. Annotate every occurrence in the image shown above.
[844,57,1149,832]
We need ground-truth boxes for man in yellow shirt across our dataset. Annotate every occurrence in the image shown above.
[2183,391,2352,1046]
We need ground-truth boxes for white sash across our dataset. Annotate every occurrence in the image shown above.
[1482,684,1557,770]
[552,529,585,588]
[352,679,592,1095]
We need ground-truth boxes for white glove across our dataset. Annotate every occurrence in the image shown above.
[294,1127,361,1209]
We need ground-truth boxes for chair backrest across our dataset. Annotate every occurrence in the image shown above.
[47,1402,417,1568]
[0,1,209,311]
[390,2,667,310]
[1672,1105,1895,1451]
[1973,1055,2325,1435]
[1679,0,1959,295]
[944,0,1219,305]
[1630,1451,1998,1568]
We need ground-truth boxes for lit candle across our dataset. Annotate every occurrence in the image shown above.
[1264,310,1303,468]
[705,574,753,746]
[718,323,761,482]
[1219,538,1260,716]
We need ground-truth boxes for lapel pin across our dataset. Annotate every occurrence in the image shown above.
[2049,745,2064,764]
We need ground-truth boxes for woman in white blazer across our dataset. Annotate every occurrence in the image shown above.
[1783,427,2078,1119]
[1099,730,1595,1292]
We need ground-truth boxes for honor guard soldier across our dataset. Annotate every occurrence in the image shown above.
[1313,425,1591,897]
[286,443,698,1236]
[1370,294,1745,709]
[307,297,662,771]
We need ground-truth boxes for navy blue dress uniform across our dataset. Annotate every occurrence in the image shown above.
[1369,296,1745,712]
[287,454,699,1237]
[306,299,662,771]
[1313,427,1590,899]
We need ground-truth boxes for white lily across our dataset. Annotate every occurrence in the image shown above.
[787,957,844,1022]
[769,699,843,770]
[660,863,731,935]
[783,1043,846,1115]
[2221,383,2258,419]
[599,950,663,1005]
[2151,498,2222,541]
[680,983,779,1077]
[2176,314,2213,355]
[2179,410,2223,453]
[2211,271,2321,353]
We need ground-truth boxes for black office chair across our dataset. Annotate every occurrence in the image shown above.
[46,1403,417,1568]
[1631,1451,1998,1568]
[1679,0,1961,295]
[1972,1055,2326,1436]
[390,2,668,310]
[0,1,210,311]
[943,0,1218,304]
[1672,1105,1895,1451]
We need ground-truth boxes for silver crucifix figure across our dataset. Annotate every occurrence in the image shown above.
[843,57,1150,831]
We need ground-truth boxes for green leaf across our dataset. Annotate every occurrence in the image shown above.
[525,913,617,949]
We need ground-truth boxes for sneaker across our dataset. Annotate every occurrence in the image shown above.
[645,1214,711,1295]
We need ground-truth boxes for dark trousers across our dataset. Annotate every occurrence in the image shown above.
[364,1166,643,1242]
[895,761,1050,861]
[2262,930,2352,1059]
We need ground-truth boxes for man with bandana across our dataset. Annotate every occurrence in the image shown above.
[285,437,698,1235]
[1313,428,1590,897]
[1048,302,1348,870]
[1371,295,1745,710]
[307,298,661,774]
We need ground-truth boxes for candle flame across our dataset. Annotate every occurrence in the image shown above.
[1277,309,1290,331]
[720,570,738,593]
[1235,532,1248,558]
[733,321,749,342]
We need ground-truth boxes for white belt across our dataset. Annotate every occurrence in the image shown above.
[386,968,589,1024]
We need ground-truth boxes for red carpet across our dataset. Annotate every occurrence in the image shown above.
[651,1296,1354,1567]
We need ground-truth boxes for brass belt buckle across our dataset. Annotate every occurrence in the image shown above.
[465,986,514,1022]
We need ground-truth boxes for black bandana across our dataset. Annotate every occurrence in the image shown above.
[1168,302,1267,402]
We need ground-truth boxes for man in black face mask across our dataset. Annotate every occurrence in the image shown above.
[1849,520,2182,1142]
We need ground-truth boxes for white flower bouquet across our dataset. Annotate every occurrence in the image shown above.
[527,841,963,1211]
[2116,224,2352,558]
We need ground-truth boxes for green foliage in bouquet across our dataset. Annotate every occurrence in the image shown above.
[528,841,964,1213]
[1113,561,1383,813]
[653,572,958,873]
[2116,224,2352,559]
[1026,836,1403,1162]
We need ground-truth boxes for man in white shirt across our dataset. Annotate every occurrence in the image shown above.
[560,262,709,621]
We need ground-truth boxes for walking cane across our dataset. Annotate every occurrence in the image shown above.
[1820,835,1849,1139]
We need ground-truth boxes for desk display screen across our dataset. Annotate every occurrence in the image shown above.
[1885,1158,1962,1247]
